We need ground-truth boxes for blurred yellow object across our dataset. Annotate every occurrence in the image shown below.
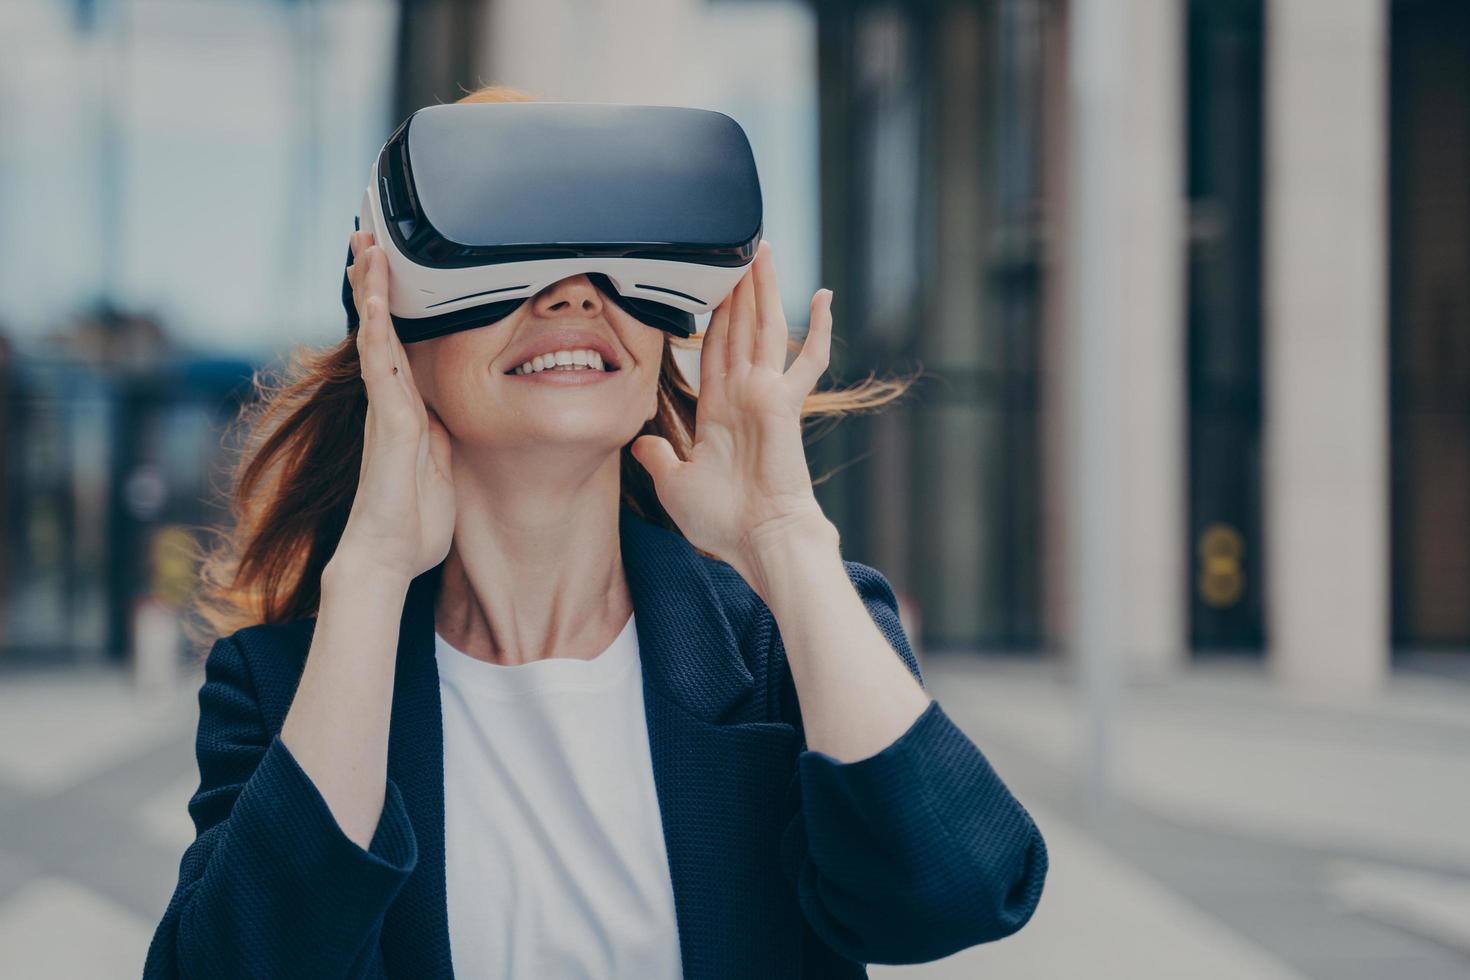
[1197,523,1245,608]
[150,524,197,610]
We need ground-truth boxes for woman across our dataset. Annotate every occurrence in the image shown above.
[144,85,1046,980]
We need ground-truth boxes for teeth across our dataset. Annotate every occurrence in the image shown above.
[513,348,609,375]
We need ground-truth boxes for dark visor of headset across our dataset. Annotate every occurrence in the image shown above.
[381,103,759,270]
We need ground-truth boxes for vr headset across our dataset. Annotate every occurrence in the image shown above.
[342,101,764,343]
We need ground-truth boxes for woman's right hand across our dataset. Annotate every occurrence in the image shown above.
[332,230,456,585]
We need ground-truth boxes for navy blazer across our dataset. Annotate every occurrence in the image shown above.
[144,505,1047,979]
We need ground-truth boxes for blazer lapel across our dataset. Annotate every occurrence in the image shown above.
[619,507,804,978]
[377,506,802,979]
[380,559,455,979]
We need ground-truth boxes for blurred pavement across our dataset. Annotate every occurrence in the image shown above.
[1,657,1467,978]
[879,655,1470,979]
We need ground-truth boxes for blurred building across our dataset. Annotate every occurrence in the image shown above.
[0,305,253,666]
[2,0,1464,696]
[799,0,1469,697]
[0,0,395,668]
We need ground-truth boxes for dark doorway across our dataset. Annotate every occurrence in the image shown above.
[1185,0,1266,654]
[1390,0,1470,654]
[812,0,1051,651]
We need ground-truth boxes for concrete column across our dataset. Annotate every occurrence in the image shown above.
[1118,0,1187,678]
[1060,0,1187,683]
[1064,0,1187,808]
[1264,0,1390,695]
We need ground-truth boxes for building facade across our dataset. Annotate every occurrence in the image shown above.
[811,0,1469,694]
[6,0,1464,691]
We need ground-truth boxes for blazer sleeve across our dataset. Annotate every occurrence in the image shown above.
[143,633,418,980]
[776,560,1048,966]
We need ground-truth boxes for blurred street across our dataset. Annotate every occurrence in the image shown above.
[2,657,1466,979]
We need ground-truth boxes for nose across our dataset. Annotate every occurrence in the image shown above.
[531,273,604,319]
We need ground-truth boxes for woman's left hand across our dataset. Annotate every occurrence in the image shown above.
[630,240,839,585]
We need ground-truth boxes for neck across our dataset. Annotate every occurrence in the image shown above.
[432,446,634,666]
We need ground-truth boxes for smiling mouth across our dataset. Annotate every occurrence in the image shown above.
[504,362,619,376]
[504,345,622,375]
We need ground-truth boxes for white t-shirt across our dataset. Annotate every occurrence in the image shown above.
[434,610,684,979]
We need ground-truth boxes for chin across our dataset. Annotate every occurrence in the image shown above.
[475,422,635,455]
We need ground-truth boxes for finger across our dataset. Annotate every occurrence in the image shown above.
[356,251,411,431]
[364,246,422,401]
[361,247,400,377]
[357,247,430,443]
[631,434,682,488]
[348,232,372,313]
[348,230,374,271]
[727,262,757,370]
[348,231,374,294]
[365,248,431,427]
[348,234,361,291]
[390,326,419,392]
[386,312,429,426]
[700,291,730,400]
[364,245,404,368]
[356,285,393,388]
[752,241,788,371]
[787,289,833,396]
